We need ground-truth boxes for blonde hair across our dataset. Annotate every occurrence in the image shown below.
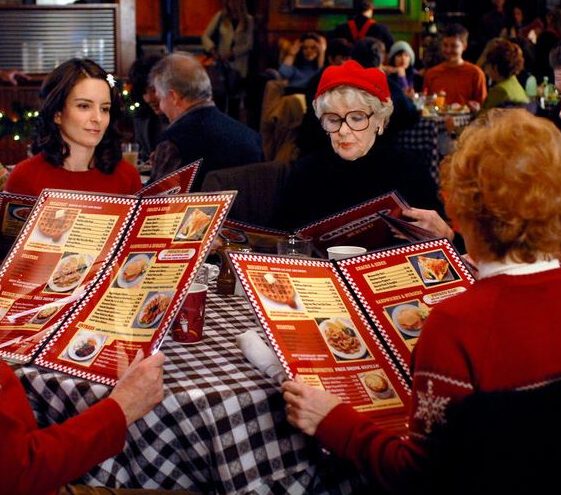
[313,85,394,128]
[440,109,561,262]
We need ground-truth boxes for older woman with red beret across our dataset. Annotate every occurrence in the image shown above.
[275,60,447,233]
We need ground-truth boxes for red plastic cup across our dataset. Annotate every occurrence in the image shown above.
[172,283,207,344]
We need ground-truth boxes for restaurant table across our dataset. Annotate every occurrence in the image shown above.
[396,114,473,183]
[13,287,368,494]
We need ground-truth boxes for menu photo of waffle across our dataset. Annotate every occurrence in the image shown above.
[31,207,80,244]
[248,271,304,312]
[408,250,459,286]
[175,206,217,241]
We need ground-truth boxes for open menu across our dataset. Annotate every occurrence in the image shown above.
[137,159,200,197]
[0,189,235,385]
[295,191,434,255]
[0,160,202,260]
[229,239,475,428]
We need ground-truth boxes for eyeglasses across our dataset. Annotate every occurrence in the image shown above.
[320,110,374,133]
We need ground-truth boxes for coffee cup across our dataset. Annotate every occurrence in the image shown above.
[327,245,367,261]
[171,283,207,344]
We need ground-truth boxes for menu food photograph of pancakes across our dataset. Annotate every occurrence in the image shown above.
[31,207,80,243]
[175,206,216,241]
[409,250,459,286]
[248,271,303,312]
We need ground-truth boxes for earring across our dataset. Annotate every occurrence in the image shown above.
[377,127,384,136]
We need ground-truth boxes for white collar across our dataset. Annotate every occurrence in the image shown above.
[477,255,560,280]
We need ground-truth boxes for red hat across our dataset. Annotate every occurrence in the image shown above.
[314,60,391,102]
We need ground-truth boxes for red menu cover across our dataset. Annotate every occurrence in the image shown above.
[295,191,421,255]
[137,159,201,197]
[0,189,235,385]
[229,239,475,428]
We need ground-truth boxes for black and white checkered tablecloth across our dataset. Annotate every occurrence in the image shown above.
[396,115,472,183]
[15,289,368,495]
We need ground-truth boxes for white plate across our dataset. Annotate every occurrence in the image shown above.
[392,303,422,338]
[11,206,32,221]
[135,292,171,328]
[117,254,150,288]
[67,332,106,362]
[48,254,93,293]
[319,318,367,360]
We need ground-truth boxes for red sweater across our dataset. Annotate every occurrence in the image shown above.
[423,61,487,105]
[5,153,142,196]
[0,361,127,495]
[316,268,561,492]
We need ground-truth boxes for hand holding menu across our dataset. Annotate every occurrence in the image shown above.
[229,239,475,431]
[0,188,235,384]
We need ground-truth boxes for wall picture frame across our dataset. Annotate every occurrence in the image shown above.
[291,0,406,14]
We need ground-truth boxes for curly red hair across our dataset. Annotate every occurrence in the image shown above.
[440,109,561,262]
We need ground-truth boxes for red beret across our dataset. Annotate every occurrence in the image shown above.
[314,60,391,102]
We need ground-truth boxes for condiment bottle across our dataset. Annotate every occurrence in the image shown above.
[216,240,236,295]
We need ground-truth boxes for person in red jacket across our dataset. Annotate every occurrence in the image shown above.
[1,350,169,495]
[5,58,141,196]
[282,109,561,492]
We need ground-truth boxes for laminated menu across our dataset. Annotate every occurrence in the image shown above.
[0,188,235,384]
[0,161,201,261]
[229,239,475,429]
[137,159,201,196]
[295,191,435,255]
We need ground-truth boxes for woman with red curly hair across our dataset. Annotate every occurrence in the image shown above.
[282,109,561,493]
[482,38,530,109]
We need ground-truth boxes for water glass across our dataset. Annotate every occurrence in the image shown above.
[277,235,313,257]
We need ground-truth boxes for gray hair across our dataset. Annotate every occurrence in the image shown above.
[149,52,212,101]
[313,86,394,128]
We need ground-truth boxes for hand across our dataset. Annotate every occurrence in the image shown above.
[109,350,165,425]
[282,377,341,436]
[402,207,454,241]
[467,100,480,113]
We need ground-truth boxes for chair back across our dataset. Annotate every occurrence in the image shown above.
[200,160,292,227]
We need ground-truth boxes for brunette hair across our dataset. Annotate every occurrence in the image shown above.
[484,39,524,78]
[440,109,561,263]
[441,23,469,44]
[32,58,123,173]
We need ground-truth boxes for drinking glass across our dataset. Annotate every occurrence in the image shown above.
[277,235,313,257]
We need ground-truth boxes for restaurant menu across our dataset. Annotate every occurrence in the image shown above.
[0,162,201,261]
[137,159,201,197]
[0,189,235,385]
[295,191,432,255]
[229,239,475,427]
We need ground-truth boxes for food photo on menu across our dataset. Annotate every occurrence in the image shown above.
[384,300,431,343]
[45,252,94,293]
[113,252,154,289]
[175,206,216,241]
[132,291,174,329]
[31,207,80,243]
[248,271,305,312]
[62,329,107,364]
[316,317,371,361]
[408,249,460,286]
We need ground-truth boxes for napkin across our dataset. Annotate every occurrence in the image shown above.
[236,329,285,384]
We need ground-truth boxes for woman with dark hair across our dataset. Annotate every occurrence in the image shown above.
[5,58,142,196]
[386,40,422,95]
[482,38,529,110]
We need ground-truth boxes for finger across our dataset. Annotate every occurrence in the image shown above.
[131,348,145,366]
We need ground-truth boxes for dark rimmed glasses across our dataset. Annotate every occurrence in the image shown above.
[320,110,374,133]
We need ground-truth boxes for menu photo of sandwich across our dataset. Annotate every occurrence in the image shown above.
[385,300,432,340]
[115,252,154,289]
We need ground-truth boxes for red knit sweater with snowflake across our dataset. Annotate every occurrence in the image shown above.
[316,268,561,492]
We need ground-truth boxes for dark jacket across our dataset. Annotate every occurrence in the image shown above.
[275,137,441,230]
[331,14,394,52]
[152,105,264,190]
